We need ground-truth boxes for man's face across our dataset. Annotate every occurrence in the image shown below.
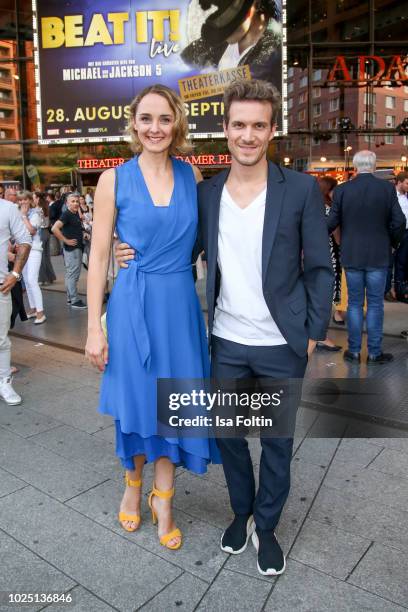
[4,188,17,203]
[226,6,255,44]
[67,196,80,213]
[398,179,408,194]
[224,100,276,167]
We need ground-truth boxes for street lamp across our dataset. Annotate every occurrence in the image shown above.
[320,156,327,163]
[338,117,355,177]
[283,157,291,165]
[402,155,407,171]
[344,146,353,175]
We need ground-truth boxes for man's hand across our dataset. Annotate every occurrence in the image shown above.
[307,340,317,356]
[0,274,17,295]
[65,238,78,247]
[114,242,135,269]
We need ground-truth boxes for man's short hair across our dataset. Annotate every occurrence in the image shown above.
[352,150,376,173]
[396,172,408,183]
[66,192,80,202]
[223,79,281,126]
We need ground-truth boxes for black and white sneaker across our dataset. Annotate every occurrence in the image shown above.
[252,530,286,576]
[220,515,255,554]
[71,300,87,309]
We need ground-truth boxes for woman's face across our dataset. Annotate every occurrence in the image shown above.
[133,93,175,154]
[33,193,39,205]
[79,196,86,207]
[19,197,31,209]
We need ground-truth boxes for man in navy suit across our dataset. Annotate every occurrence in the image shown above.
[116,79,333,576]
[196,80,333,576]
[328,151,405,364]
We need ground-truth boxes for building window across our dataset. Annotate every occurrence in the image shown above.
[363,111,377,126]
[300,136,307,147]
[288,98,293,109]
[329,98,339,112]
[298,109,306,121]
[328,134,338,143]
[288,82,294,93]
[300,75,308,88]
[385,115,395,128]
[385,134,394,144]
[286,140,292,151]
[312,69,322,81]
[0,130,6,139]
[364,135,375,144]
[385,96,396,109]
[364,93,376,105]
[288,67,294,78]
[404,135,408,146]
[295,158,308,171]
[299,91,307,104]
[404,100,408,112]
[312,87,321,98]
[328,86,339,94]
[313,103,322,117]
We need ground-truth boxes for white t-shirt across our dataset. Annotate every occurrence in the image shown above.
[212,186,287,346]
[397,190,408,229]
[28,207,43,252]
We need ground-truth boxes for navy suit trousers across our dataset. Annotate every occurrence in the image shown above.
[211,335,308,532]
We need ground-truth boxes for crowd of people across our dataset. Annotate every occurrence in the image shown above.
[0,77,407,578]
[0,184,93,402]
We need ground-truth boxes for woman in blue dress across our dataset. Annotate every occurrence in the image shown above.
[85,85,218,550]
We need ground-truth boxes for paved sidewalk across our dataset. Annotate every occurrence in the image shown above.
[0,337,408,611]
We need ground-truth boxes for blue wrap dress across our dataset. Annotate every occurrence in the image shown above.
[99,155,219,473]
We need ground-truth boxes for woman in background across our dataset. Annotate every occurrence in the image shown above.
[17,191,46,324]
[35,191,56,286]
[316,176,342,351]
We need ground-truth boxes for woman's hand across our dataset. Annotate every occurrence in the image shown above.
[20,202,29,216]
[85,329,109,372]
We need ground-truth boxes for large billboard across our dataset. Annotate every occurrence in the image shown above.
[33,1,286,144]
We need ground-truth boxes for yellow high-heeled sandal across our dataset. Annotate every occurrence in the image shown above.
[118,473,142,533]
[148,485,182,550]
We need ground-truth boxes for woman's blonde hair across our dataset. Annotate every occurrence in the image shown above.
[17,190,33,205]
[126,84,191,156]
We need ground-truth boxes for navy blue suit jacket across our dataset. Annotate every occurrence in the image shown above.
[327,173,405,268]
[196,162,334,357]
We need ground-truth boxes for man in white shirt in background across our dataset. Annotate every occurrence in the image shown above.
[394,172,408,302]
[0,196,32,404]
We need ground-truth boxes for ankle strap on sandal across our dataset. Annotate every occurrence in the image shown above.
[124,474,142,487]
[152,485,175,499]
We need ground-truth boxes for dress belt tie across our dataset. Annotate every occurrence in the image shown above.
[126,259,192,371]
